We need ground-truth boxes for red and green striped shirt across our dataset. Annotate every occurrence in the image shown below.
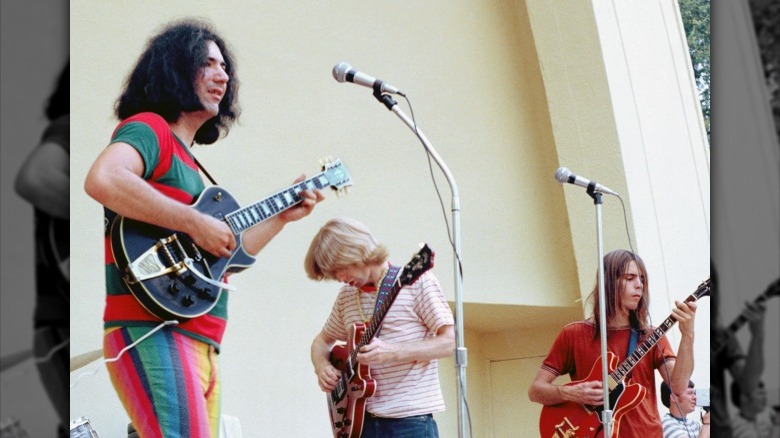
[102,112,229,350]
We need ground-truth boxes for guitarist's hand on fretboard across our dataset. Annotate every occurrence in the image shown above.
[276,174,325,224]
[671,300,698,338]
[744,299,768,335]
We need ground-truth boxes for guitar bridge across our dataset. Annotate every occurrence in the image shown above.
[553,417,579,438]
[124,235,189,283]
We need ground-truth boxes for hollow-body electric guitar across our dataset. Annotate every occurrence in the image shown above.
[327,244,434,438]
[111,159,352,321]
[712,277,780,355]
[539,278,710,438]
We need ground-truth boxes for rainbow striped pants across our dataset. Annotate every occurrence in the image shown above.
[104,326,220,438]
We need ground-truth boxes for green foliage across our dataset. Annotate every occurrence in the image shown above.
[678,0,710,136]
[748,0,780,139]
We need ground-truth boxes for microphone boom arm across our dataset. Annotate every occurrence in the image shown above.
[375,92,468,438]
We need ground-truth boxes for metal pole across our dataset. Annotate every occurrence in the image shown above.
[589,188,613,437]
[375,93,467,437]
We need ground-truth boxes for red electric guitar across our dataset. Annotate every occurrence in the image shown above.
[326,244,434,438]
[539,278,710,438]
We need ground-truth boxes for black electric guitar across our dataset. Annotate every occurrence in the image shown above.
[539,278,710,438]
[712,277,780,355]
[110,159,352,321]
[327,244,434,438]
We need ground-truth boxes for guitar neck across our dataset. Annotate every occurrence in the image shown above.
[714,290,775,352]
[224,172,330,234]
[611,288,707,383]
[727,292,772,334]
[348,279,403,366]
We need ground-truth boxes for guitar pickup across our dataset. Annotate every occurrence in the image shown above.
[124,235,189,284]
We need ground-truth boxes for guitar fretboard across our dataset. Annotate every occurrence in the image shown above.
[349,278,403,368]
[224,173,330,234]
[610,282,709,383]
[713,290,774,353]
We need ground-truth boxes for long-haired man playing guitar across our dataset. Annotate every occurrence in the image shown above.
[528,249,698,436]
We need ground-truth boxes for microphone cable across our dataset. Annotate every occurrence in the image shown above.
[399,94,473,438]
[70,320,178,389]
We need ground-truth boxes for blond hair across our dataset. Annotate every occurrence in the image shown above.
[304,217,389,281]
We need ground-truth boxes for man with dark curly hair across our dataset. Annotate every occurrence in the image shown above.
[84,18,323,437]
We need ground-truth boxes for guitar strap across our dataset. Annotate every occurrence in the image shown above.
[194,157,219,185]
[372,265,401,338]
[625,327,639,378]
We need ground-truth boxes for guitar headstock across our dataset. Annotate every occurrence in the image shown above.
[688,278,711,301]
[399,244,435,287]
[321,157,353,196]
[764,277,780,298]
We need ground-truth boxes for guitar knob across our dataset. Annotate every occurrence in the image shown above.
[337,408,345,414]
[334,421,342,428]
[181,295,195,307]
[183,275,196,286]
[168,283,180,295]
[343,419,352,426]
[198,287,216,301]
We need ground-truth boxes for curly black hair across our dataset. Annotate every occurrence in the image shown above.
[45,61,69,121]
[114,18,240,145]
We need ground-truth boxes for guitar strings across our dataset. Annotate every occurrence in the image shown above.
[69,320,178,389]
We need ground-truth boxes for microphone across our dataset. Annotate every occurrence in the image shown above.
[554,167,618,196]
[332,62,404,96]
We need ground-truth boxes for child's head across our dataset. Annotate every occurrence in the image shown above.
[304,217,388,281]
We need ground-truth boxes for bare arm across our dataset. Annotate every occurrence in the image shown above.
[15,141,69,219]
[528,367,604,406]
[311,331,340,392]
[661,300,697,395]
[356,324,455,366]
[84,142,235,258]
[738,300,766,395]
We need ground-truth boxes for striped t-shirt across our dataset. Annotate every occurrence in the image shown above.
[102,112,230,350]
[731,411,776,438]
[322,269,454,418]
[660,413,701,438]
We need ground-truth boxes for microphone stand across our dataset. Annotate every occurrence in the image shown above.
[374,91,468,438]
[586,184,613,437]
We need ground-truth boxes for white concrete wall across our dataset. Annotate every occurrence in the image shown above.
[69,1,711,436]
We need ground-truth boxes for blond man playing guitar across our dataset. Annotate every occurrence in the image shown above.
[307,217,455,438]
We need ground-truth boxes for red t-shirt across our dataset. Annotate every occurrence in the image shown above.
[541,320,676,437]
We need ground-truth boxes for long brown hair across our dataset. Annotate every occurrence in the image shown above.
[588,249,649,338]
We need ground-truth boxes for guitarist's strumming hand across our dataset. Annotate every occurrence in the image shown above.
[186,212,236,258]
[561,380,604,406]
[314,360,340,393]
